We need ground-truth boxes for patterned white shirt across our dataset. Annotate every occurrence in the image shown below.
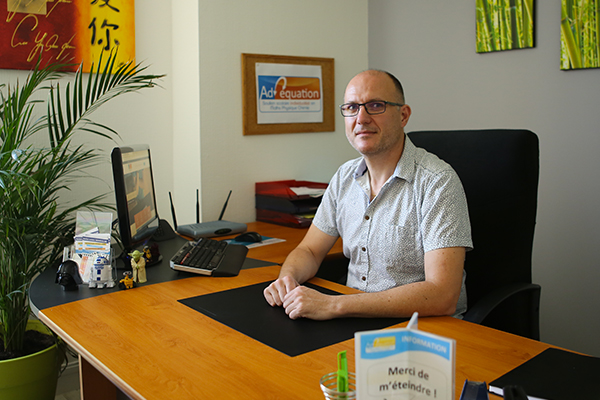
[313,136,473,317]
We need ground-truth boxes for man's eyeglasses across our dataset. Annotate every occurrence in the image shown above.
[339,101,404,117]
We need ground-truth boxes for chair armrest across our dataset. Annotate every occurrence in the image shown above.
[463,282,541,331]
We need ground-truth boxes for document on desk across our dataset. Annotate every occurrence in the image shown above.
[178,281,406,357]
[488,347,600,400]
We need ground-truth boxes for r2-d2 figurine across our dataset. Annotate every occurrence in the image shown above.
[89,255,115,288]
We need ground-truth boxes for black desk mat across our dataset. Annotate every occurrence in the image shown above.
[178,281,406,357]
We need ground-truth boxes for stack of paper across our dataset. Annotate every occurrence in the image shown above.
[74,228,111,255]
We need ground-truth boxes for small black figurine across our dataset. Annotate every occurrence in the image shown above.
[56,260,83,291]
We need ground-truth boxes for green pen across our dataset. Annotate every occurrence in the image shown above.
[337,350,348,393]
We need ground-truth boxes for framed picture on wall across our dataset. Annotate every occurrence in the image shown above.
[476,0,535,53]
[241,53,335,135]
[561,0,600,70]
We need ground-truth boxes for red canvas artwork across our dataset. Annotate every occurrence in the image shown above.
[0,0,135,72]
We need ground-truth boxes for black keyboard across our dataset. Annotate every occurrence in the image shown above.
[169,237,248,277]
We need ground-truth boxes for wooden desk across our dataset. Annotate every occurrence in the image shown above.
[37,222,551,399]
[39,264,553,400]
[231,221,343,265]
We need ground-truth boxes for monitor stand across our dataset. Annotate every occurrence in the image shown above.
[152,219,178,241]
[116,220,178,269]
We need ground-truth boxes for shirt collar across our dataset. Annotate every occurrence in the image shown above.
[353,135,417,183]
[394,135,417,183]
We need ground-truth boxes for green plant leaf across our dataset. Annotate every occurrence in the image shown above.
[0,51,164,354]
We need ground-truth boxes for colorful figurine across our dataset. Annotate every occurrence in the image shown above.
[143,245,152,262]
[129,249,147,283]
[143,243,161,266]
[149,243,160,260]
[118,271,135,290]
[89,255,114,288]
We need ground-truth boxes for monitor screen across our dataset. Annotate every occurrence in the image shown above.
[111,145,159,250]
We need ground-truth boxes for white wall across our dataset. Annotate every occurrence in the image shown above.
[195,0,366,224]
[171,0,201,225]
[368,1,600,356]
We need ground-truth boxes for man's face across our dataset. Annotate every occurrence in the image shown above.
[343,72,411,157]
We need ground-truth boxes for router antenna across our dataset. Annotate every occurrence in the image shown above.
[169,192,178,230]
[218,190,232,221]
[196,189,200,223]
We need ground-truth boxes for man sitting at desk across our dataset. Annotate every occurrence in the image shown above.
[263,70,472,320]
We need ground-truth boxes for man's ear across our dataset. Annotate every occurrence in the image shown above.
[400,104,412,128]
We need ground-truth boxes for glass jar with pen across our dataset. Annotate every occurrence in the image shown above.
[320,350,356,399]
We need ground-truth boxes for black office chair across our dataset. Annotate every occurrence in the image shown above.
[408,129,541,340]
[317,129,541,340]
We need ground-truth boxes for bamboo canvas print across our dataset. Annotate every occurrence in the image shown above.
[561,0,600,70]
[476,0,535,53]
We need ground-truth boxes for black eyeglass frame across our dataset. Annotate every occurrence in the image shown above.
[339,100,404,117]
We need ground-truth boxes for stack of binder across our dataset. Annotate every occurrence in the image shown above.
[255,180,327,228]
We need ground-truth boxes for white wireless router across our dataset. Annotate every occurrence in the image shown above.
[170,190,247,239]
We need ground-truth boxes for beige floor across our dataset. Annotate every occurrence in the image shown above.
[55,361,80,400]
[55,391,80,400]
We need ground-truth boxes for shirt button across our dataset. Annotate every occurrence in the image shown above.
[365,215,370,220]
[361,247,366,252]
[361,276,366,281]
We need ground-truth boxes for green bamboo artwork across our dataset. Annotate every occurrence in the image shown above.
[476,0,535,53]
[561,0,600,70]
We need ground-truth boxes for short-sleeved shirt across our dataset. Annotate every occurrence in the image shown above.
[313,136,473,317]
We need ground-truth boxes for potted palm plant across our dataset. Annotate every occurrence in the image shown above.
[0,52,163,399]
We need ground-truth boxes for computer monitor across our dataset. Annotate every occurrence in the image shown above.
[111,145,160,251]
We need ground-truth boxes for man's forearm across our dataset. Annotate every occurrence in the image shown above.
[332,280,459,319]
[279,279,459,321]
[330,248,465,319]
[278,245,322,284]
